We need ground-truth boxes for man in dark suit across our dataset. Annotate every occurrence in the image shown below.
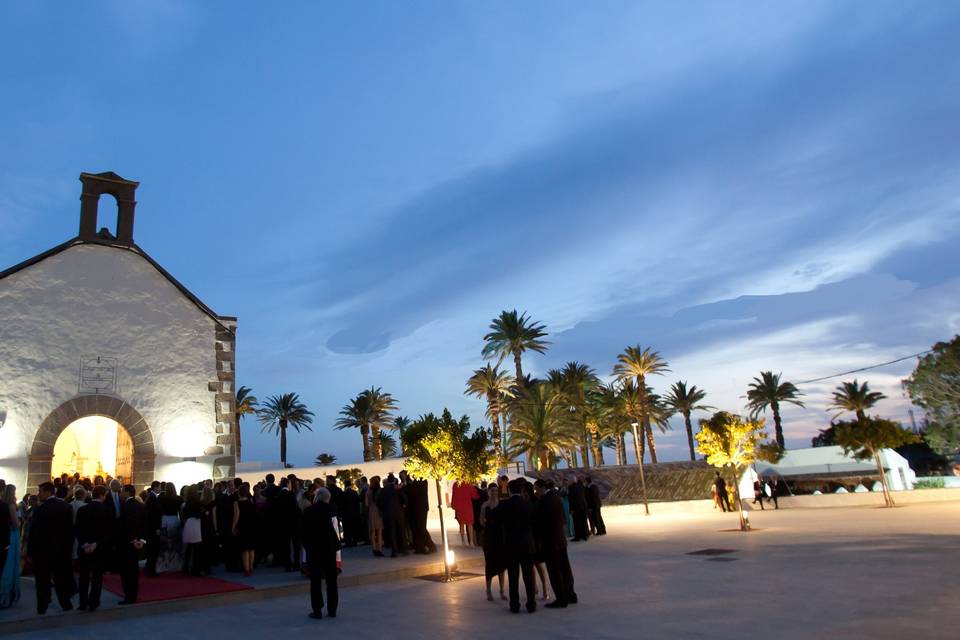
[377,476,408,557]
[118,484,147,604]
[714,472,731,512]
[401,472,435,554]
[143,481,162,576]
[28,482,76,614]
[340,479,361,548]
[275,478,300,570]
[491,479,537,613]
[567,476,590,541]
[534,480,578,608]
[585,477,606,536]
[76,485,112,611]
[302,487,340,619]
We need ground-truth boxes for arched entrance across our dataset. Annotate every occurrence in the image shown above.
[28,395,155,491]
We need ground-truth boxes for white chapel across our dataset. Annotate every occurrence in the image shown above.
[0,172,237,490]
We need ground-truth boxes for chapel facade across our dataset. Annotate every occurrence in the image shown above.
[0,172,237,490]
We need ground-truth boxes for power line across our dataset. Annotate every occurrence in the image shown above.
[794,350,932,385]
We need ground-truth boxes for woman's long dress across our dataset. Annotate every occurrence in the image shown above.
[481,504,503,580]
[0,520,21,608]
[158,497,184,573]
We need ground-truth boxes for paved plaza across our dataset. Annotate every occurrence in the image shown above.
[5,500,960,639]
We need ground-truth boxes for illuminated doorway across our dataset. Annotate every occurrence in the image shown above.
[51,415,135,481]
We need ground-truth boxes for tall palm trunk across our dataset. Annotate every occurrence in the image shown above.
[279,419,288,466]
[569,448,579,468]
[372,423,383,461]
[361,424,372,462]
[488,396,502,456]
[772,400,785,449]
[683,411,696,461]
[580,439,591,469]
[645,421,658,464]
[513,349,529,468]
[615,434,624,465]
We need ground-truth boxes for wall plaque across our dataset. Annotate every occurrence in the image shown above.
[79,356,118,394]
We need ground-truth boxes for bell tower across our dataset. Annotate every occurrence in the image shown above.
[78,171,140,245]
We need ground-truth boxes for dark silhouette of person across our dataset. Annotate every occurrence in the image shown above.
[402,472,434,554]
[143,480,162,576]
[377,476,408,557]
[118,484,147,604]
[714,472,731,512]
[533,480,577,608]
[75,485,112,611]
[491,479,537,614]
[585,477,606,536]
[752,479,766,510]
[567,477,590,541]
[340,480,361,548]
[303,488,340,619]
[29,482,76,614]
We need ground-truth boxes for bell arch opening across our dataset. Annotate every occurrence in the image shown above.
[28,395,155,491]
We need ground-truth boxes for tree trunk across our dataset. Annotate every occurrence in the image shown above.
[772,401,785,449]
[513,350,526,468]
[372,423,383,461]
[436,479,452,580]
[279,419,287,467]
[580,443,591,469]
[361,425,371,462]
[615,435,624,466]
[489,401,502,457]
[645,421,658,464]
[684,412,696,461]
[592,438,603,467]
[235,412,243,462]
[730,464,749,531]
[873,449,895,507]
[632,423,644,466]
[569,448,578,468]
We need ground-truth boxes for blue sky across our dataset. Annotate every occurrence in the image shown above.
[3,2,959,466]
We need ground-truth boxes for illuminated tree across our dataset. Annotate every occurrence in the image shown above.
[696,411,779,531]
[832,417,919,507]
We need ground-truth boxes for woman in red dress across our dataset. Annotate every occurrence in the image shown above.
[449,480,479,547]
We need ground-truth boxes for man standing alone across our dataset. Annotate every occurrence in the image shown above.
[303,488,340,619]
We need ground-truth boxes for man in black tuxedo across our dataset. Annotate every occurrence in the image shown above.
[118,484,147,604]
[275,478,300,570]
[492,479,537,614]
[302,487,341,619]
[377,476,408,557]
[76,485,112,611]
[567,476,590,541]
[585,477,606,536]
[534,480,578,608]
[144,481,162,576]
[340,480,361,548]
[28,482,76,614]
[714,472,731,512]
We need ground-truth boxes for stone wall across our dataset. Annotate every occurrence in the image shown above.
[528,460,717,504]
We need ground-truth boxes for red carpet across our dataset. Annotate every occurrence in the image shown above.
[102,570,253,603]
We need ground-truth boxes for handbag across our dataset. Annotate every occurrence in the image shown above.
[182,517,202,544]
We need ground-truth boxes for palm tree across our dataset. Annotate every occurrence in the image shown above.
[235,386,258,462]
[829,379,886,424]
[335,392,373,462]
[363,387,399,460]
[553,362,600,468]
[594,382,629,465]
[390,416,412,456]
[314,452,337,466]
[257,393,314,467]
[481,310,550,384]
[745,371,804,449]
[380,432,400,458]
[335,388,399,461]
[665,381,713,461]
[509,382,576,470]
[613,346,670,463]
[464,364,515,455]
[483,310,549,464]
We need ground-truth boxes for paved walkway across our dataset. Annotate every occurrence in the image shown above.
[5,502,960,638]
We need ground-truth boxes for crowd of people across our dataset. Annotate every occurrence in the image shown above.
[711,472,789,511]
[0,469,604,619]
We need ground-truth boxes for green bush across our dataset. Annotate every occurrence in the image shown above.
[913,477,946,490]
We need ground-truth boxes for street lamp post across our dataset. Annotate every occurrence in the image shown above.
[631,421,651,516]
